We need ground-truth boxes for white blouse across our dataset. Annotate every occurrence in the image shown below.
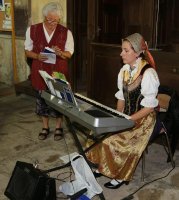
[24,24,74,55]
[115,60,160,108]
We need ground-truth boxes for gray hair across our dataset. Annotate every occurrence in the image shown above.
[42,2,63,19]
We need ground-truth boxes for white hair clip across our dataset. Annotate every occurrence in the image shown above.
[145,41,148,49]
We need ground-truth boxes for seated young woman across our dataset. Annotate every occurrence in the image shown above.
[86,33,160,189]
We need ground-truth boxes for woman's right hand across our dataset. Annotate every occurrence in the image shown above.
[37,53,48,61]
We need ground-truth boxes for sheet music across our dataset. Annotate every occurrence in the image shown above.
[39,70,78,107]
[39,70,56,96]
[40,47,56,64]
[39,70,53,82]
[47,80,56,96]
[40,52,56,64]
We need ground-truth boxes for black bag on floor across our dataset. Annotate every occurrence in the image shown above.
[4,161,56,200]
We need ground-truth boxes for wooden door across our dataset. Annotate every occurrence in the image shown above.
[87,0,156,107]
[67,0,156,106]
[67,0,124,94]
[96,0,124,44]
[67,0,88,92]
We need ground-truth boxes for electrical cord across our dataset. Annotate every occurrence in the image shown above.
[35,117,88,199]
[39,119,77,199]
[121,165,176,200]
[56,126,74,177]
[54,118,82,199]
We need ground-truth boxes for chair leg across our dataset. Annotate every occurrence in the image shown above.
[141,152,145,182]
[163,131,175,168]
[141,122,175,183]
[161,122,175,168]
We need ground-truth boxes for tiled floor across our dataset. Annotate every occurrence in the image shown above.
[0,83,179,200]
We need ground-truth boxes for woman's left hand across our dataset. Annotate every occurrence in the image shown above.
[52,46,63,57]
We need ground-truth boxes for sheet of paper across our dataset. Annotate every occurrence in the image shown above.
[44,47,55,53]
[39,70,54,90]
[46,80,56,96]
[39,70,53,84]
[40,52,56,64]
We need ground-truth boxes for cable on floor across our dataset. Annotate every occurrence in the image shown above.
[121,165,176,200]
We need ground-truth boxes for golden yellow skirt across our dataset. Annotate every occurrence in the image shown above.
[86,112,156,181]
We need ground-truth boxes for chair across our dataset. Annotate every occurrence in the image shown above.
[141,85,177,181]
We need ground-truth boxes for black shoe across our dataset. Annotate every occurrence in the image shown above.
[93,171,103,178]
[104,180,128,189]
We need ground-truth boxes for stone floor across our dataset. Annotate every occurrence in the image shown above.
[0,83,179,200]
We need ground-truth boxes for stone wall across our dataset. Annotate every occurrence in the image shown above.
[0,34,13,85]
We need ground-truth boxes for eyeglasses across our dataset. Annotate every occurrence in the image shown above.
[45,17,59,25]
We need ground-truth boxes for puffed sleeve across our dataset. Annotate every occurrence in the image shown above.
[115,68,125,100]
[24,27,33,51]
[140,68,160,108]
[65,30,74,55]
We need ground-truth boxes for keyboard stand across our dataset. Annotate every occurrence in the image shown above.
[44,116,106,200]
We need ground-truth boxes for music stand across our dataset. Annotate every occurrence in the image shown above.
[39,71,106,200]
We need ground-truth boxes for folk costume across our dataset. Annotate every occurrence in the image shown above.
[87,33,160,182]
[28,23,71,90]
[24,2,74,141]
[25,23,74,117]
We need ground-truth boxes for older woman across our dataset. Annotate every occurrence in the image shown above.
[24,2,74,141]
[87,33,160,189]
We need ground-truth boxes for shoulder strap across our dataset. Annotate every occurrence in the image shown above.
[140,64,152,76]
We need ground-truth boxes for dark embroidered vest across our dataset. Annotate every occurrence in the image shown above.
[123,64,151,115]
[30,23,68,90]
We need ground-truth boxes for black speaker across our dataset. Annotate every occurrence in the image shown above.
[4,161,56,200]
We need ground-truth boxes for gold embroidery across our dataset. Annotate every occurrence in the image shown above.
[123,59,148,85]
